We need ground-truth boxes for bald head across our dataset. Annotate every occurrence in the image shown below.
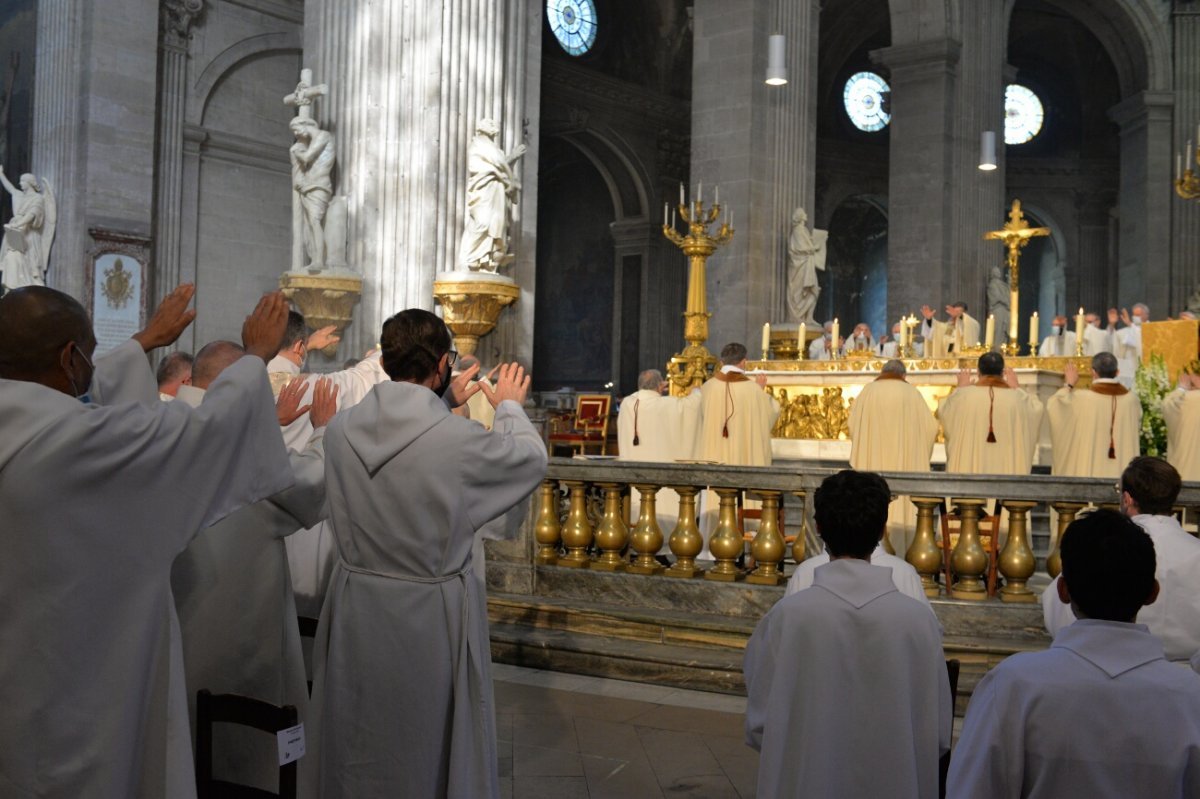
[0,286,94,386]
[191,341,247,389]
[459,354,481,373]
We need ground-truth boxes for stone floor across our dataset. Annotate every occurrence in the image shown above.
[492,663,757,798]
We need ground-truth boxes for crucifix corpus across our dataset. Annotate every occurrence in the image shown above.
[984,199,1050,354]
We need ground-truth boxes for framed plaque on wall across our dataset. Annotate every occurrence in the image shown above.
[86,229,151,356]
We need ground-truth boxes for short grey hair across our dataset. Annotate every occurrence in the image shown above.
[1132,303,1149,317]
[1092,351,1119,379]
[720,342,748,365]
[881,359,907,376]
[638,369,664,391]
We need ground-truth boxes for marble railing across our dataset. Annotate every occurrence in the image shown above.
[532,458,1200,602]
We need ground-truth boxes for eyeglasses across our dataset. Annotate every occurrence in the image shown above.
[446,349,459,367]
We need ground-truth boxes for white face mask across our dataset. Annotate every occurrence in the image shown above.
[1132,316,1143,326]
[1051,326,1062,336]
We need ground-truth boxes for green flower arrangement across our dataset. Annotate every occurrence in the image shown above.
[1134,353,1171,456]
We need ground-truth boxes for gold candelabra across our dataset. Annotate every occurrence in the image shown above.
[1177,141,1200,201]
[662,187,735,396]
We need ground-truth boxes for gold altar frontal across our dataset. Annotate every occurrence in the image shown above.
[748,354,1092,466]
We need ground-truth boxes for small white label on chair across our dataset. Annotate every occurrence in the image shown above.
[277,723,306,765]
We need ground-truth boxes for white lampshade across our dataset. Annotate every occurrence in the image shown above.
[765,34,787,86]
[979,130,997,171]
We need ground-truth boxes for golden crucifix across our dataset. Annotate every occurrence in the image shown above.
[984,199,1050,354]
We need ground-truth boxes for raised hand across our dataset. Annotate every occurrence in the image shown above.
[1179,372,1194,391]
[276,377,312,426]
[921,305,935,320]
[445,360,483,408]
[1003,367,1019,389]
[308,377,340,429]
[479,362,531,409]
[1107,308,1120,327]
[1120,307,1132,327]
[754,374,768,388]
[306,325,341,352]
[1064,361,1079,388]
[956,368,973,387]
[242,292,290,362]
[133,284,196,352]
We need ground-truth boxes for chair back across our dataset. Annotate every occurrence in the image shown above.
[575,394,611,428]
[196,690,300,799]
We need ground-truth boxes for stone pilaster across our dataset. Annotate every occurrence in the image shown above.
[303,0,535,357]
[690,0,818,349]
[1109,91,1175,311]
[1172,4,1200,308]
[871,39,961,321]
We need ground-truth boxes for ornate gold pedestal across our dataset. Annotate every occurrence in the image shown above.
[432,272,520,356]
[279,271,363,356]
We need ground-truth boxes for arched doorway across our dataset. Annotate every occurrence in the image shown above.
[820,195,889,340]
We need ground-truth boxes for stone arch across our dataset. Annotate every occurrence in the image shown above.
[1032,0,1168,96]
[552,128,652,222]
[189,31,303,126]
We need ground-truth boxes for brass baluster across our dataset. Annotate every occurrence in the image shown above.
[998,500,1038,602]
[950,498,988,600]
[906,497,943,597]
[705,487,744,582]
[747,491,785,586]
[666,485,705,578]
[627,484,665,575]
[559,480,593,568]
[1046,501,1085,578]
[592,483,629,571]
[533,479,562,565]
[791,491,807,564]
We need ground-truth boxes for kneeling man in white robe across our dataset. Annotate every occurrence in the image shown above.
[744,470,951,799]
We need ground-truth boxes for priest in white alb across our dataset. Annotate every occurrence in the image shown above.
[1106,304,1148,388]
[920,301,980,357]
[938,352,1043,475]
[1047,354,1141,479]
[848,359,938,554]
[1163,372,1200,482]
[617,368,701,543]
[1080,311,1113,355]
[0,286,294,799]
[1037,315,1077,356]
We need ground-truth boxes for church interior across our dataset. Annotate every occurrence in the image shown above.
[4,0,1200,796]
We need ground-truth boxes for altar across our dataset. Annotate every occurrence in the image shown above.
[746,354,1090,466]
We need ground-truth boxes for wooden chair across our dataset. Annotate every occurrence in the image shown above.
[196,690,299,799]
[939,506,1001,597]
[547,394,612,455]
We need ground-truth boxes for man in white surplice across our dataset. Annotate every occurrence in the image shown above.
[950,509,1200,798]
[0,286,294,799]
[304,309,547,799]
[744,470,951,799]
[1106,303,1149,389]
[172,342,339,793]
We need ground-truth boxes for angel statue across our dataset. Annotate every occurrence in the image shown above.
[0,167,56,291]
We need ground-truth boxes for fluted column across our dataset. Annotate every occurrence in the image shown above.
[303,0,533,355]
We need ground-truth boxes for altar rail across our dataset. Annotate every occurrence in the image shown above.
[531,459,1200,602]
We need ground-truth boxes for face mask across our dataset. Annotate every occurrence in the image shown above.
[1051,326,1062,335]
[434,359,451,398]
[1132,316,1143,326]
[67,345,94,401]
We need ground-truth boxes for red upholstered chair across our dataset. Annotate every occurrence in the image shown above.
[548,394,612,455]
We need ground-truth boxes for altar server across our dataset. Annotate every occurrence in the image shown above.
[1042,457,1200,663]
[1107,303,1149,388]
[1037,315,1077,356]
[305,309,546,799]
[920,301,980,357]
[1047,354,1141,479]
[951,509,1200,798]
[938,352,1043,475]
[745,471,951,799]
[785,543,932,613]
[618,369,701,541]
[849,359,938,553]
[1163,372,1200,481]
[0,286,293,799]
[172,343,338,792]
[696,343,779,540]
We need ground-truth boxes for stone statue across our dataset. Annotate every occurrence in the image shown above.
[786,207,829,325]
[459,118,527,272]
[987,265,1010,346]
[0,167,56,291]
[289,116,335,273]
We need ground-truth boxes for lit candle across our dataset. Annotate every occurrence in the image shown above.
[1029,311,1039,347]
[798,323,806,356]
[898,318,906,350]
[698,181,703,204]
[1075,306,1086,342]
[715,185,719,206]
[985,314,995,349]
[730,209,734,228]
[762,322,771,356]
[831,319,840,357]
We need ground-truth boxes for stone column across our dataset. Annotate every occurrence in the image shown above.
[871,39,961,321]
[34,0,160,301]
[1172,5,1200,306]
[690,0,818,348]
[611,219,653,392]
[1109,91,1175,311]
[1075,197,1113,315]
[152,0,205,314]
[302,0,535,357]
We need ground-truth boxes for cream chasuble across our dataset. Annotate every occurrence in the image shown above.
[923,313,980,358]
[1047,380,1141,478]
[938,377,1043,474]
[1163,388,1200,482]
[617,389,702,548]
[696,370,779,541]
[849,373,939,554]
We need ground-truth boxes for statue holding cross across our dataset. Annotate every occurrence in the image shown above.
[984,199,1050,353]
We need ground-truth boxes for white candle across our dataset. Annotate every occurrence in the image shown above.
[715,185,719,206]
[897,318,906,350]
[1076,307,1086,342]
[1029,311,1039,347]
[698,181,703,204]
[985,314,995,348]
[663,203,668,226]
[762,322,771,355]
[831,319,840,356]
[798,323,806,356]
[679,183,685,205]
[730,209,734,228]
[1009,289,1020,341]
[1179,153,1184,181]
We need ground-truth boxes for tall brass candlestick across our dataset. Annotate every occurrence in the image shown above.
[985,200,1050,356]
[663,194,735,396]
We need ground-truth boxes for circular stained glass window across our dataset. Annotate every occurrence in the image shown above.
[843,72,891,132]
[1005,84,1044,145]
[547,0,598,57]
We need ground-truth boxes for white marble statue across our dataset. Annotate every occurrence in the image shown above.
[459,118,527,272]
[289,116,335,273]
[786,207,829,325]
[987,265,1010,344]
[0,167,56,291]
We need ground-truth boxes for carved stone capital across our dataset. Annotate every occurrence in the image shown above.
[160,0,206,50]
[432,273,521,356]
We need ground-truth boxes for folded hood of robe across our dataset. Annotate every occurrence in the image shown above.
[335,380,450,474]
[0,378,90,470]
